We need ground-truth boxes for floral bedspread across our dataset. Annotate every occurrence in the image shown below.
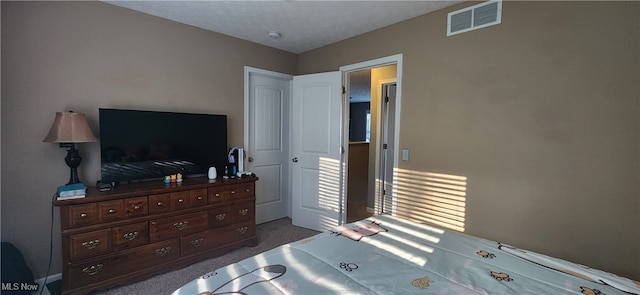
[172,215,639,295]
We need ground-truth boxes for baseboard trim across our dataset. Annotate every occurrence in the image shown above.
[366,207,375,214]
[34,273,61,295]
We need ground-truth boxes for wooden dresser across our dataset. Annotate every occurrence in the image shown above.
[54,177,258,295]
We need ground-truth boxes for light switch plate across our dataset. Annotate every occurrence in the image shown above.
[401,148,410,161]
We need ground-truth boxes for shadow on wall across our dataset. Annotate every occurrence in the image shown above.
[381,169,467,232]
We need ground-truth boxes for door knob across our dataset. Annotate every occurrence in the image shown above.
[248,157,254,162]
[292,157,298,163]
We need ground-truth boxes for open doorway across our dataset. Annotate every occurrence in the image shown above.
[246,54,402,230]
[346,65,397,223]
[347,69,372,222]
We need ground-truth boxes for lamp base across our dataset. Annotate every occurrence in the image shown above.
[60,143,82,185]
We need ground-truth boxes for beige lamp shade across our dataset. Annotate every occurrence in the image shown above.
[43,112,97,143]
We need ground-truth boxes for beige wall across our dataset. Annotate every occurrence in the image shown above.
[1,1,297,278]
[300,1,639,280]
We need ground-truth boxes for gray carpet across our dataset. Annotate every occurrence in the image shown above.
[92,218,319,295]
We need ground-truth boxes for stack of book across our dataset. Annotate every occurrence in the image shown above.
[57,183,87,200]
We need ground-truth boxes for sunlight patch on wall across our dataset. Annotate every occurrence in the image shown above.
[393,169,467,232]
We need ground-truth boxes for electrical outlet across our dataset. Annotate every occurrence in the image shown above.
[401,148,410,161]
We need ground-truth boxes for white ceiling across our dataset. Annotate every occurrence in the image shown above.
[103,1,463,54]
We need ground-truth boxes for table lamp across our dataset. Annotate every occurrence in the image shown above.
[43,111,97,185]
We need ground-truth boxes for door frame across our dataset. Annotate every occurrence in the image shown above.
[244,53,403,226]
[340,54,403,223]
[378,79,397,215]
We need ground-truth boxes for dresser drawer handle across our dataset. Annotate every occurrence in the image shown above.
[80,213,88,219]
[216,214,226,220]
[214,193,221,197]
[173,221,189,230]
[82,264,103,276]
[178,198,185,203]
[237,227,248,235]
[82,240,100,250]
[123,231,139,241]
[245,188,251,192]
[157,202,164,207]
[190,238,204,247]
[155,247,172,257]
[230,190,236,194]
[134,205,141,210]
[108,209,116,214]
[197,196,203,200]
[239,209,248,216]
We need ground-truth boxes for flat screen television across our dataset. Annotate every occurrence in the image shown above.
[99,108,228,184]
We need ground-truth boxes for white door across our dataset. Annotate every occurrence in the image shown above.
[291,71,344,231]
[245,68,292,224]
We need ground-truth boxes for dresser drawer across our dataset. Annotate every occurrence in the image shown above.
[149,212,208,243]
[228,221,255,246]
[190,188,208,207]
[112,221,148,251]
[209,200,254,228]
[66,239,179,290]
[149,193,171,214]
[170,191,191,211]
[208,184,238,203]
[125,196,148,217]
[69,229,111,261]
[66,260,114,291]
[118,239,180,273]
[236,182,255,199]
[230,199,254,223]
[208,206,232,228]
[180,220,255,257]
[68,203,99,228]
[99,200,124,222]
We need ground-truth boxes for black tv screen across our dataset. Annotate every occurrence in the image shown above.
[99,108,228,183]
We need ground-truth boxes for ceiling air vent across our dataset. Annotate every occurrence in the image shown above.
[447,0,502,36]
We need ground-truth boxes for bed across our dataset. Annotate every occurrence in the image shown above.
[172,215,639,295]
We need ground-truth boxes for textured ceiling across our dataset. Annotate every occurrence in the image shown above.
[103,1,463,54]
